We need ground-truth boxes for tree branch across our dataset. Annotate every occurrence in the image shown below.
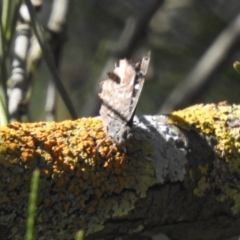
[44,0,69,121]
[0,102,240,240]
[159,11,240,114]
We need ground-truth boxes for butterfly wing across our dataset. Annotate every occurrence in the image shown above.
[98,53,150,143]
[99,59,136,124]
[128,52,151,122]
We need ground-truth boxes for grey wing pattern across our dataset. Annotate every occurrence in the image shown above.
[98,53,150,143]
[99,59,136,124]
[128,52,151,118]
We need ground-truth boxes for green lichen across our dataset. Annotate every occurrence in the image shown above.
[169,102,240,214]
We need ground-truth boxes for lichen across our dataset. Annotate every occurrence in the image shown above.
[0,118,156,239]
[168,102,240,213]
[134,115,188,183]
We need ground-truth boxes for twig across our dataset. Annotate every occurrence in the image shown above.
[8,21,31,122]
[25,0,77,119]
[158,12,240,114]
[45,79,56,121]
[44,0,69,121]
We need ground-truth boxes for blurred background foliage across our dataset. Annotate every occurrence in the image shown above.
[8,0,240,121]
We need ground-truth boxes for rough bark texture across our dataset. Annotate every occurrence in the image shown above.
[0,102,240,240]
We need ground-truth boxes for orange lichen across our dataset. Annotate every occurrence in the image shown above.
[0,116,157,238]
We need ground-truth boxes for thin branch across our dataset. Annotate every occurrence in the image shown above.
[47,0,68,33]
[25,0,77,119]
[45,79,56,121]
[44,0,69,121]
[7,0,22,47]
[158,12,240,114]
[8,22,31,122]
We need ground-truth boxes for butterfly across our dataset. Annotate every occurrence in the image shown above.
[98,52,150,145]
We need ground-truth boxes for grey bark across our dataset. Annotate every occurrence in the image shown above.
[0,113,239,240]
